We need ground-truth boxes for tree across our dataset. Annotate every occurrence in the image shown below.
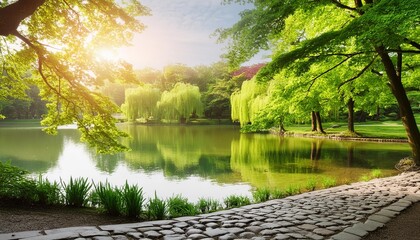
[121,85,161,122]
[157,82,203,123]
[219,0,420,164]
[0,0,149,153]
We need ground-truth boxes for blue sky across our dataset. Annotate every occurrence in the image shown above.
[120,0,268,70]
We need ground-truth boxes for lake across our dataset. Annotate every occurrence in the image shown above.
[0,122,411,201]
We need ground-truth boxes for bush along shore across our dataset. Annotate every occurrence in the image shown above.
[0,161,387,221]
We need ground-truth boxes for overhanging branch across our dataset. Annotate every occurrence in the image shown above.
[338,55,378,89]
[307,56,353,91]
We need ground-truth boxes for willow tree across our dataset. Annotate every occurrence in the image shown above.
[219,0,420,164]
[157,82,203,123]
[0,0,149,152]
[230,79,268,127]
[121,85,161,122]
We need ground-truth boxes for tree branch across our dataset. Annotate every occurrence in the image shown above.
[0,0,46,36]
[338,55,378,89]
[403,38,420,51]
[307,56,353,91]
[330,0,357,11]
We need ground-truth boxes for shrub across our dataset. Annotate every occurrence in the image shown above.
[224,195,251,209]
[146,192,167,220]
[167,195,197,218]
[35,176,61,205]
[252,188,271,203]
[122,182,144,218]
[94,182,122,216]
[61,177,92,207]
[321,177,337,188]
[196,198,221,214]
[0,161,37,203]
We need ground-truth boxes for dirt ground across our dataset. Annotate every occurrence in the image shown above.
[0,204,135,234]
[0,202,419,238]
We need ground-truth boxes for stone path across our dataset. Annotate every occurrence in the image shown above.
[1,171,419,240]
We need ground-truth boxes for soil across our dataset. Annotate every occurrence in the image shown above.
[0,203,136,234]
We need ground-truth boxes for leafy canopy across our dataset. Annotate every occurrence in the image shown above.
[0,0,149,153]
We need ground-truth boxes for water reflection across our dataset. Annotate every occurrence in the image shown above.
[0,123,410,201]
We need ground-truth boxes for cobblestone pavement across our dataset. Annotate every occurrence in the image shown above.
[1,171,419,240]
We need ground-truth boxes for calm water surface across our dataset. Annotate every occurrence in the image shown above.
[0,122,410,201]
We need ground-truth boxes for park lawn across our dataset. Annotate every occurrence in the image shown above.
[285,114,420,139]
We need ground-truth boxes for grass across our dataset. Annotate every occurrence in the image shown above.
[146,192,167,220]
[196,198,221,214]
[122,182,145,218]
[321,177,337,188]
[167,195,197,218]
[223,195,251,209]
[252,187,271,203]
[35,176,61,205]
[93,182,122,216]
[61,177,92,207]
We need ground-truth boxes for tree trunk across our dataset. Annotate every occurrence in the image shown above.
[315,111,326,134]
[376,106,381,121]
[376,46,420,164]
[348,98,355,133]
[311,111,317,131]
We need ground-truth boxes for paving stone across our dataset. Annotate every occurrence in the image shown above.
[127,232,144,239]
[23,231,79,240]
[305,232,324,240]
[331,231,361,240]
[173,222,189,228]
[185,229,203,236]
[92,237,113,240]
[80,230,110,237]
[375,209,400,218]
[343,226,368,237]
[143,230,163,239]
[316,221,338,227]
[0,230,42,240]
[244,226,263,233]
[297,224,318,231]
[188,234,207,239]
[367,214,392,223]
[161,235,185,240]
[285,232,306,239]
[364,220,385,230]
[171,227,185,234]
[112,235,130,240]
[160,230,176,235]
[260,229,278,236]
[218,233,237,240]
[203,228,228,237]
[313,228,335,236]
[239,232,256,238]
[100,223,153,231]
[206,222,219,228]
[137,227,162,232]
[273,234,291,239]
[383,205,407,212]
[44,226,98,235]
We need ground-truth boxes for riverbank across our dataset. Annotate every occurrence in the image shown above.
[1,170,418,239]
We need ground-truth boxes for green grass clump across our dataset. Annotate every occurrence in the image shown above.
[61,177,92,207]
[252,187,271,203]
[305,178,317,192]
[285,185,301,196]
[122,182,145,218]
[321,177,337,188]
[271,188,287,199]
[223,195,251,209]
[167,195,197,218]
[146,193,167,220]
[196,198,221,214]
[35,176,61,205]
[94,182,122,216]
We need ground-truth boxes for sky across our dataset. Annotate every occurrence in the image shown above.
[119,0,268,70]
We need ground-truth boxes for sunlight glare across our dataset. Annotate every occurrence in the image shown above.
[95,48,120,62]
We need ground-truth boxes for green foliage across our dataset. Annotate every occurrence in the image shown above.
[167,195,197,218]
[196,198,221,214]
[285,185,301,196]
[252,187,271,203]
[0,0,150,153]
[305,178,317,192]
[223,195,251,209]
[321,177,337,189]
[61,177,92,207]
[122,182,144,218]
[146,193,167,220]
[157,82,203,123]
[93,182,122,216]
[35,176,61,205]
[271,188,287,199]
[121,85,161,121]
[0,161,37,203]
